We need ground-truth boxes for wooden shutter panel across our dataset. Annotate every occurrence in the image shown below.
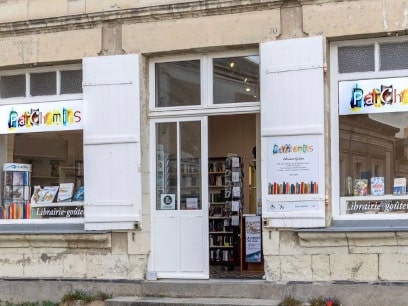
[260,37,326,228]
[82,54,141,230]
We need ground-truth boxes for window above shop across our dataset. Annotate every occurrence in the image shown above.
[0,65,82,100]
[151,52,260,112]
[331,36,408,219]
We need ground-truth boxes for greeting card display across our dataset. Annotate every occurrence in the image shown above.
[2,163,32,219]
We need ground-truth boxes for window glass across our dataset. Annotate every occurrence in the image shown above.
[213,56,259,104]
[336,40,408,216]
[338,45,374,73]
[180,121,201,210]
[380,41,408,71]
[0,74,25,98]
[60,70,83,94]
[30,72,57,96]
[1,131,84,220]
[155,61,201,107]
[156,122,177,210]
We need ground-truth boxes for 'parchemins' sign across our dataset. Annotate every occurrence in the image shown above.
[339,77,408,115]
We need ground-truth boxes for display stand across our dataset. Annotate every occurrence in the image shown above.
[208,156,243,270]
[2,163,32,219]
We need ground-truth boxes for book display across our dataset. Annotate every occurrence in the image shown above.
[2,163,32,219]
[208,156,243,269]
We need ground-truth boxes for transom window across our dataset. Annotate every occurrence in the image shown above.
[0,65,82,100]
[152,53,260,109]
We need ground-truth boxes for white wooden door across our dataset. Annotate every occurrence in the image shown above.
[151,117,209,279]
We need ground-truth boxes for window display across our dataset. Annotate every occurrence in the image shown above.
[333,37,408,216]
[0,130,84,220]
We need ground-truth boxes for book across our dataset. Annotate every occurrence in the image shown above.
[393,177,407,195]
[73,186,84,201]
[354,179,368,196]
[370,177,385,196]
[36,186,59,204]
[57,183,74,202]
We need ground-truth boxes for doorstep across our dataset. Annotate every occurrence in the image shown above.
[105,296,281,306]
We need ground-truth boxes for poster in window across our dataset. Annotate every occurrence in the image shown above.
[266,135,319,195]
[245,216,261,263]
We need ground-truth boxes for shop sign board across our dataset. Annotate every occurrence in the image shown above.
[344,198,408,214]
[339,77,408,115]
[0,100,82,134]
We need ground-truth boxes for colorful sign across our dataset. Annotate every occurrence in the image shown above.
[339,77,408,115]
[0,100,82,134]
[266,135,319,195]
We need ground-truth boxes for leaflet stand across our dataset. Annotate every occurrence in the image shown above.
[2,163,32,219]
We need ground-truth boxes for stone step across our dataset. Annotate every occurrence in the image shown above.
[105,296,281,306]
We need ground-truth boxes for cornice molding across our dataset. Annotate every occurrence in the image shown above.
[0,0,283,36]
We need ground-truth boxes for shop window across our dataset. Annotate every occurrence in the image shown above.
[1,131,84,220]
[213,56,259,104]
[0,64,84,221]
[332,37,408,217]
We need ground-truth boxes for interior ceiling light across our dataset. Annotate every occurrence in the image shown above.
[229,62,235,68]
[245,87,251,92]
[244,78,248,82]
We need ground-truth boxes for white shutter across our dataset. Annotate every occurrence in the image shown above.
[82,54,141,230]
[260,37,326,228]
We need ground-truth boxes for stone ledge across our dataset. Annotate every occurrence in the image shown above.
[0,233,111,249]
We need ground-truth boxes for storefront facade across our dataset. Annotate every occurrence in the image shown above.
[2,0,408,302]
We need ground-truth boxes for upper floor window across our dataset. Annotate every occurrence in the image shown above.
[0,65,82,100]
[153,54,259,109]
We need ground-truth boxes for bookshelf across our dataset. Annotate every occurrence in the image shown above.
[208,156,243,268]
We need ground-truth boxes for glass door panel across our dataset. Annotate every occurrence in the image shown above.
[180,121,202,210]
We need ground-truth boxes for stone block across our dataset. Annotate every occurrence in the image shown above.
[62,253,87,278]
[23,253,64,277]
[28,0,67,20]
[0,1,27,23]
[303,0,385,37]
[379,254,408,281]
[111,232,128,255]
[123,10,280,54]
[263,255,281,282]
[280,255,313,282]
[298,232,348,247]
[262,229,280,256]
[330,254,378,281]
[86,254,131,279]
[0,253,25,277]
[128,230,150,255]
[67,0,86,15]
[279,231,349,256]
[311,254,331,281]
